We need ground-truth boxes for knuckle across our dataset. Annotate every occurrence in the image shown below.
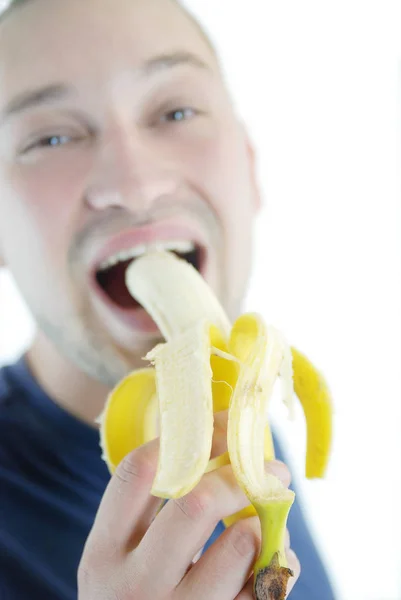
[115,447,154,485]
[79,523,121,571]
[227,519,260,558]
[78,559,138,600]
[77,537,99,583]
[77,558,107,598]
[173,486,215,523]
[77,559,92,590]
[117,576,146,600]
[77,545,104,589]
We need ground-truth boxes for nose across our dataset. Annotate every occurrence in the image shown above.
[85,127,180,212]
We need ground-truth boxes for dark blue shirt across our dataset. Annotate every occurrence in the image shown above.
[0,357,335,599]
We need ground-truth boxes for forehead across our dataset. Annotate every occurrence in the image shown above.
[0,0,217,102]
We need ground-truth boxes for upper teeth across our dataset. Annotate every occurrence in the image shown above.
[98,240,196,271]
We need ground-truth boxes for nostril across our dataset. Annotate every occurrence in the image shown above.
[85,189,125,211]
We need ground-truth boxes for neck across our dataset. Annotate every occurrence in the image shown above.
[26,332,113,427]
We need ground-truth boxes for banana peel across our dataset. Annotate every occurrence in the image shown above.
[98,251,333,600]
[100,332,332,500]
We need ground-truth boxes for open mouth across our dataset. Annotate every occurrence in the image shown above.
[95,241,204,310]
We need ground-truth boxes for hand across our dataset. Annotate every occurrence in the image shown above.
[78,413,300,599]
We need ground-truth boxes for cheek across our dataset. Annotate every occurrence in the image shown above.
[180,126,255,247]
[4,153,89,258]
[0,153,91,315]
[180,127,255,310]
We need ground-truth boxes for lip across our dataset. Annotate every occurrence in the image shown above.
[91,220,208,274]
[88,219,210,334]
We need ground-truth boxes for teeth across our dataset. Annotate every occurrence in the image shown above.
[98,240,196,271]
[152,240,195,254]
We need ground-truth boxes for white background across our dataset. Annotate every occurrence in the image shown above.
[1,1,401,599]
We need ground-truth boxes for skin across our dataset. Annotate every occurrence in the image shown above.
[0,0,259,424]
[0,0,300,597]
[79,412,300,599]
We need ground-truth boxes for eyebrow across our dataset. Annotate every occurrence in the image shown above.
[0,51,209,125]
[141,51,209,76]
[0,84,72,124]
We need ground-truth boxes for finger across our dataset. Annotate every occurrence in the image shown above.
[286,549,301,596]
[234,577,254,599]
[86,410,231,560]
[132,463,254,594]
[265,459,292,488]
[85,437,162,560]
[178,516,261,599]
[211,410,228,457]
[285,528,291,551]
[177,461,291,593]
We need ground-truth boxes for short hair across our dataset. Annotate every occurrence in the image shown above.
[0,0,217,56]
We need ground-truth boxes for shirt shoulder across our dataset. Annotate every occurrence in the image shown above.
[0,361,25,432]
[0,360,54,473]
[0,360,104,600]
[0,362,13,403]
[0,358,30,409]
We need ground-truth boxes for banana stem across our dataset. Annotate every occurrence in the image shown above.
[253,498,294,600]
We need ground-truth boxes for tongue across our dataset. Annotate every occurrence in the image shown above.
[97,260,140,309]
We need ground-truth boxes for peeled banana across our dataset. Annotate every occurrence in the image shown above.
[99,250,333,600]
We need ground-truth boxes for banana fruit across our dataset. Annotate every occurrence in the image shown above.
[99,250,333,600]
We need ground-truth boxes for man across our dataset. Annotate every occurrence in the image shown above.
[0,0,336,598]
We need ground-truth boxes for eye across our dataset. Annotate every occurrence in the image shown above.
[161,107,197,123]
[43,135,71,147]
[20,133,80,155]
[31,134,72,149]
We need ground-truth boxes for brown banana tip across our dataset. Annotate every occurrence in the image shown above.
[253,553,294,600]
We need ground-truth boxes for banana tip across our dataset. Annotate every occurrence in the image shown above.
[254,553,294,600]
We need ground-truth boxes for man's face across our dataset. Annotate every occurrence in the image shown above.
[0,0,259,385]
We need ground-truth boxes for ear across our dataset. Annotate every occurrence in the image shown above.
[244,128,262,213]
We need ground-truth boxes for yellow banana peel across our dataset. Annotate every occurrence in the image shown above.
[99,251,333,600]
